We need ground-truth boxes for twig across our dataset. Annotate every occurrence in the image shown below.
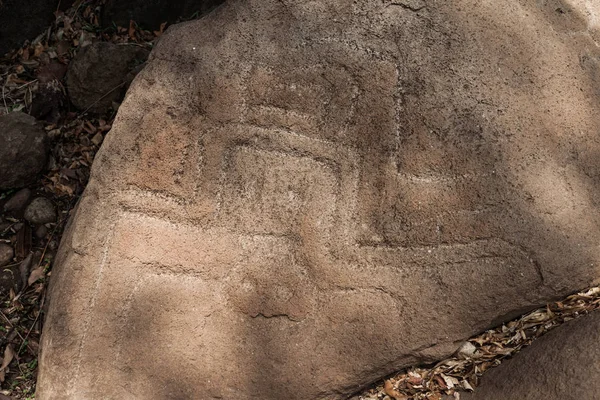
[0,311,26,346]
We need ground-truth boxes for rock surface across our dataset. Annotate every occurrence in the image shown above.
[463,312,600,400]
[39,1,600,399]
[3,188,32,213]
[24,198,56,225]
[66,42,150,114]
[101,0,225,30]
[0,244,13,267]
[0,112,48,190]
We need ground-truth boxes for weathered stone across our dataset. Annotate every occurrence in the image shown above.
[35,225,49,239]
[0,112,48,189]
[38,1,600,399]
[0,244,13,267]
[66,42,150,114]
[24,197,56,225]
[463,311,600,400]
[101,0,225,30]
[3,188,32,213]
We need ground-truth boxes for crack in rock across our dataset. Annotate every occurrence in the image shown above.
[386,0,427,12]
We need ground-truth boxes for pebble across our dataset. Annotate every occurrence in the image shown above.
[0,244,13,267]
[24,197,57,225]
[3,188,32,212]
[35,225,49,239]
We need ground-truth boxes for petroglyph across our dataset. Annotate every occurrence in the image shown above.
[38,0,600,399]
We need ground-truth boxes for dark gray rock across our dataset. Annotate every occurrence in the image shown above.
[0,112,48,190]
[24,197,56,225]
[35,225,49,239]
[3,188,32,212]
[0,244,13,267]
[101,0,224,30]
[66,42,150,114]
[463,312,600,400]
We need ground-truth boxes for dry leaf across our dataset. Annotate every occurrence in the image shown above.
[462,379,474,391]
[434,375,447,389]
[34,42,45,58]
[128,20,137,41]
[384,380,408,400]
[441,374,459,389]
[154,22,167,37]
[28,267,45,286]
[0,344,15,381]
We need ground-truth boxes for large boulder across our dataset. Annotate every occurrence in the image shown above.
[463,312,600,400]
[38,1,600,399]
[0,112,48,190]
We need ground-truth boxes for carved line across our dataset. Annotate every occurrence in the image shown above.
[71,224,115,394]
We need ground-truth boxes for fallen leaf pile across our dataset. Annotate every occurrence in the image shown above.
[359,286,600,400]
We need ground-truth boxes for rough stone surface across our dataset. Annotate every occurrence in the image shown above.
[0,244,13,268]
[39,1,600,399]
[3,188,32,213]
[0,112,48,190]
[66,42,150,114]
[463,312,600,400]
[101,0,225,30]
[24,197,56,225]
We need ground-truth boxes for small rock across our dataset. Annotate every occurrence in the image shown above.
[456,341,477,359]
[24,197,57,225]
[31,80,66,123]
[35,225,49,239]
[66,42,150,114]
[0,112,49,189]
[0,244,13,267]
[3,188,32,212]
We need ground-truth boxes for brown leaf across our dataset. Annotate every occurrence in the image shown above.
[154,22,167,37]
[128,20,137,41]
[434,375,447,389]
[407,376,423,385]
[28,266,45,286]
[15,224,31,259]
[33,43,45,58]
[0,345,15,380]
[384,380,408,400]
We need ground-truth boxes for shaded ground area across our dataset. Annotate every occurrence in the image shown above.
[0,0,599,399]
